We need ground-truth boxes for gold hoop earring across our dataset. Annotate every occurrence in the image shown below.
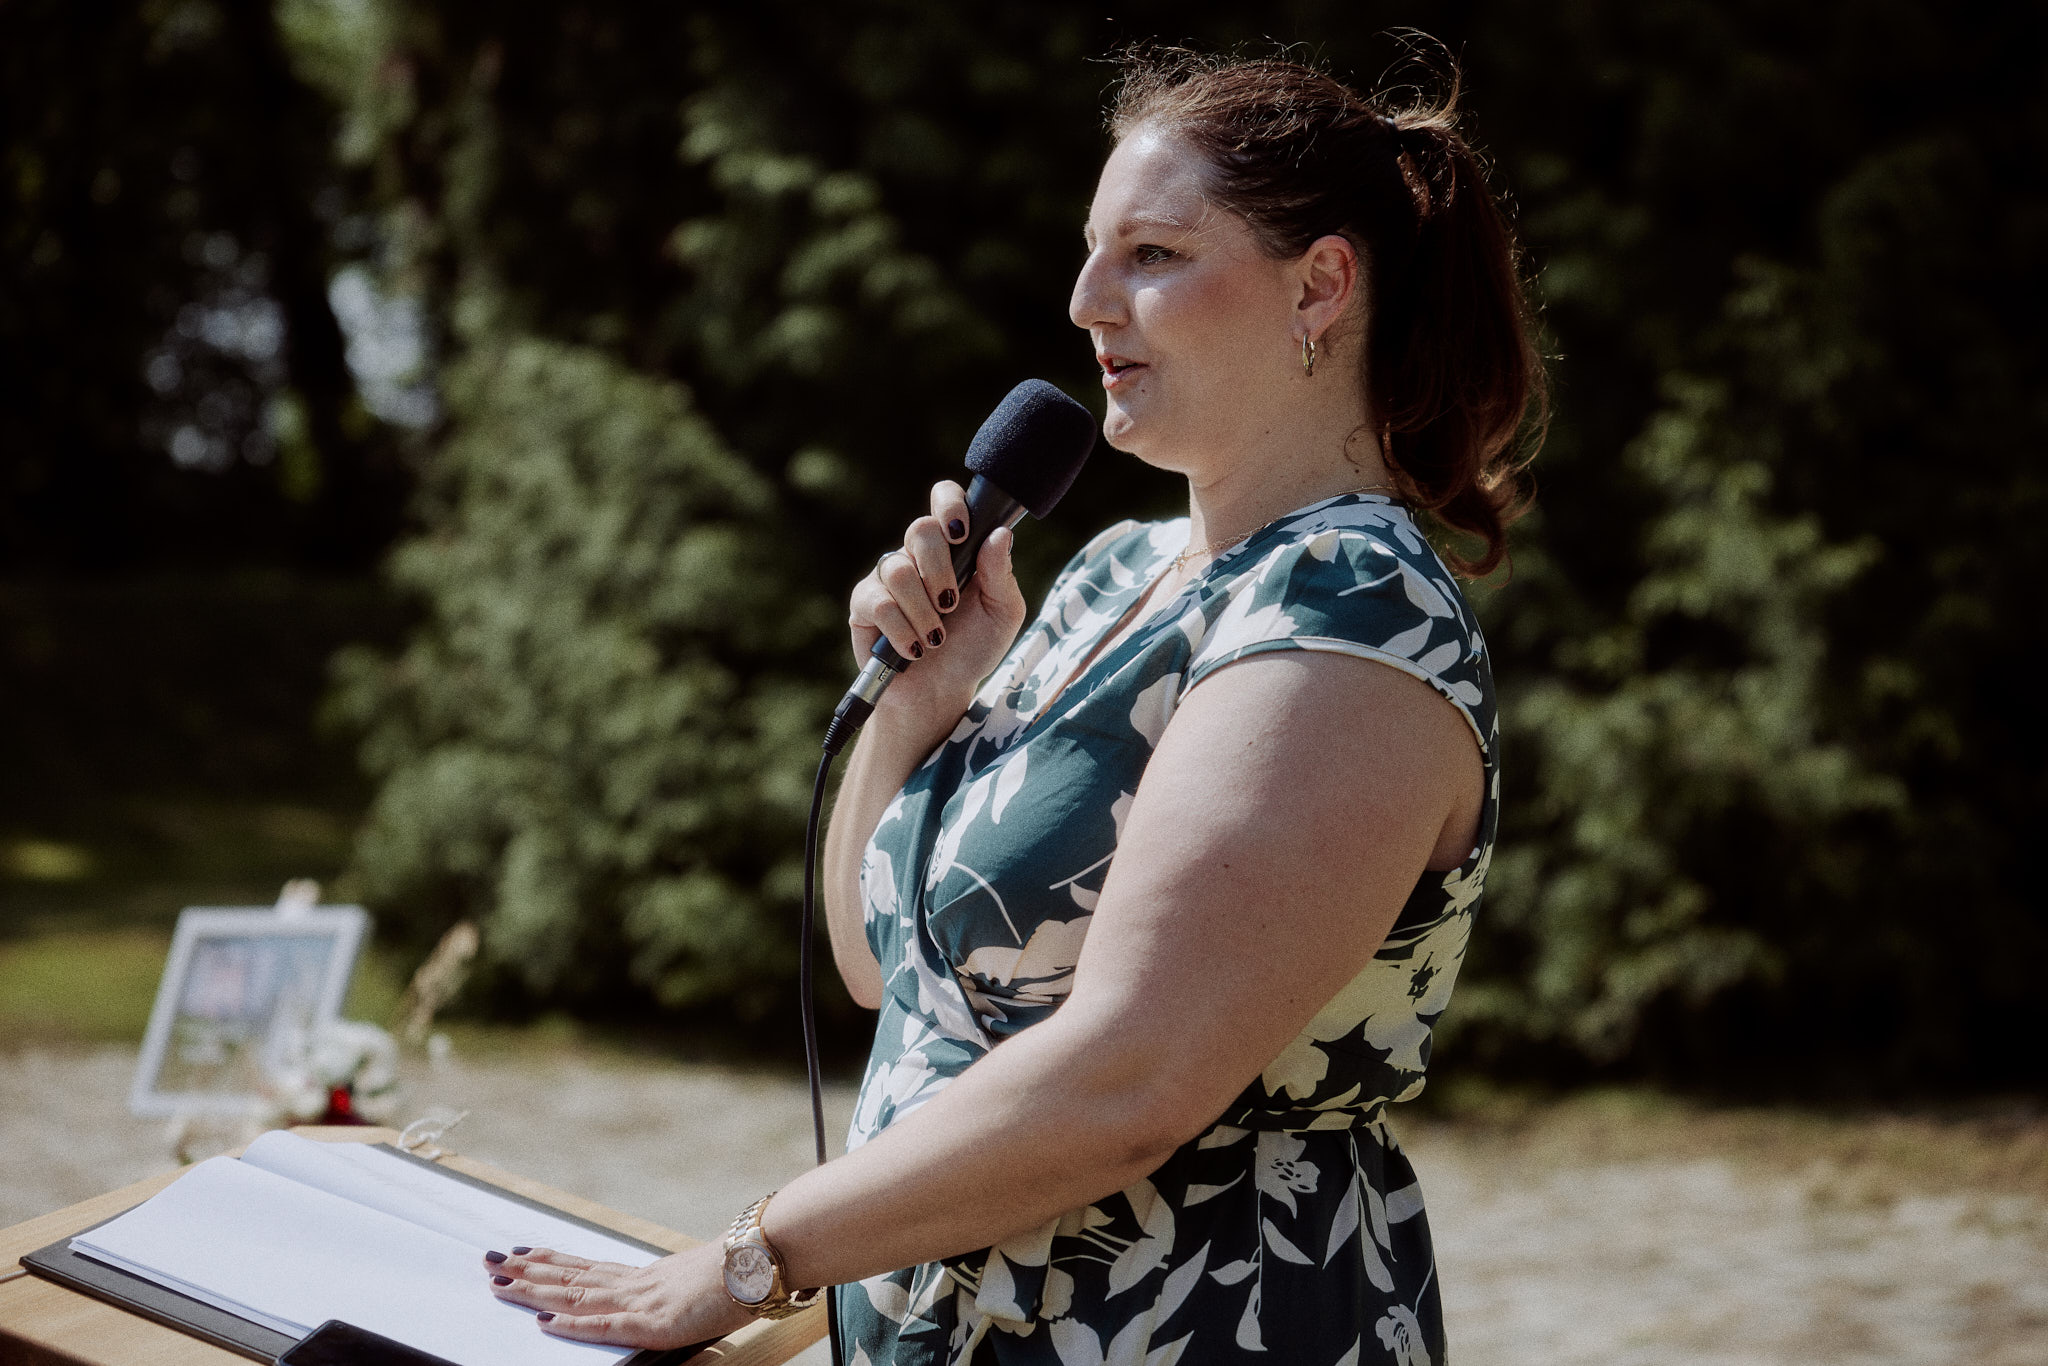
[1301,335,1317,378]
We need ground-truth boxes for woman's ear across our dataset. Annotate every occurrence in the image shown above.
[1296,233,1361,340]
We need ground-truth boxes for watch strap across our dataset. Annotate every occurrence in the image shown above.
[723,1192,822,1320]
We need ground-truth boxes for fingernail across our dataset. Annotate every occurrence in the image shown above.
[927,628,944,648]
[909,641,924,659]
[538,1312,555,1322]
[492,1275,513,1286]
[947,518,966,541]
[937,589,956,611]
[511,1247,532,1255]
[485,1251,507,1264]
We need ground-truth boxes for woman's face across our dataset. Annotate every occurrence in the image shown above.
[1070,127,1306,474]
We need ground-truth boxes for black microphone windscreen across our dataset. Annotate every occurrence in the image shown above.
[963,380,1098,519]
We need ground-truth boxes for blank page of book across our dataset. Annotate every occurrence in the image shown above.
[70,1156,632,1366]
[238,1132,660,1268]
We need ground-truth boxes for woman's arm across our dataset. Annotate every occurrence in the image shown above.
[774,648,1483,1280]
[487,647,1482,1347]
[822,482,1030,1009]
[819,717,935,1010]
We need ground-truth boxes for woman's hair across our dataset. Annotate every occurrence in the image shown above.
[1112,48,1546,577]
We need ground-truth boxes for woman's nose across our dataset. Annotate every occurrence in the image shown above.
[1069,249,1122,332]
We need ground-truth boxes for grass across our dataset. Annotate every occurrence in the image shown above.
[0,926,410,1046]
[0,788,407,1043]
[0,791,844,1076]
[1,796,364,934]
[0,929,174,1043]
[0,924,710,1067]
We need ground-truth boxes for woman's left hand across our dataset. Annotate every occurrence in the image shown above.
[484,1241,756,1348]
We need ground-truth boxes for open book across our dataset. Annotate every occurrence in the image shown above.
[64,1131,667,1366]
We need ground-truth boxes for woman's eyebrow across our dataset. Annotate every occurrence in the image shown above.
[1118,211,1191,237]
[1082,210,1192,244]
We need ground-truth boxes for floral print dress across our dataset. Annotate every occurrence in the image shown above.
[837,493,1498,1366]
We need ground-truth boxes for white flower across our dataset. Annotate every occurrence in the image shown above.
[958,916,1090,988]
[861,1274,910,1325]
[1259,965,1380,1101]
[1104,1180,1175,1296]
[925,768,994,889]
[1359,916,1473,1074]
[1253,1131,1321,1215]
[1195,575,1301,667]
[1127,671,1180,748]
[1374,1306,1431,1366]
[1438,844,1490,917]
[849,1046,939,1146]
[258,1018,401,1125]
[1041,1264,1075,1319]
[859,842,900,929]
[1259,1034,1331,1101]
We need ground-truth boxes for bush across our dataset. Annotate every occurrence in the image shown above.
[330,336,837,1019]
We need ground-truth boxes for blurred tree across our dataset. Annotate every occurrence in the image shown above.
[1454,0,2048,1089]
[0,0,403,572]
[294,0,2042,1085]
[301,0,1172,1025]
[1,0,417,884]
[329,335,835,1016]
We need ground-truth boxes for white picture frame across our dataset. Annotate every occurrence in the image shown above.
[129,904,369,1117]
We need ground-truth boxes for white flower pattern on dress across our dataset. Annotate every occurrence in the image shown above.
[1253,1133,1322,1215]
[842,495,1497,1364]
[1374,1306,1431,1366]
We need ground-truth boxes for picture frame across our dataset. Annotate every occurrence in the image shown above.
[129,903,369,1118]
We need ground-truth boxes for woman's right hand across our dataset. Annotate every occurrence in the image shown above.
[848,480,1028,733]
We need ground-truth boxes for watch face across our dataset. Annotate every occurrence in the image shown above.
[725,1243,776,1304]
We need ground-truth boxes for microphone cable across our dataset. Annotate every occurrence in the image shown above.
[797,744,843,1366]
[791,379,1094,1366]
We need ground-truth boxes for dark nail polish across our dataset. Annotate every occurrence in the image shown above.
[538,1312,555,1323]
[909,640,924,659]
[947,518,966,541]
[493,1275,513,1286]
[511,1247,532,1255]
[485,1251,507,1264]
[927,628,944,648]
[937,588,956,611]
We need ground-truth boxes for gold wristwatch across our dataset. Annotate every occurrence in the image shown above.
[721,1192,822,1320]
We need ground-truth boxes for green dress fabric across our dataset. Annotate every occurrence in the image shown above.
[837,492,1498,1366]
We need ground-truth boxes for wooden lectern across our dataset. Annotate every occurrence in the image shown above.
[0,1127,825,1366]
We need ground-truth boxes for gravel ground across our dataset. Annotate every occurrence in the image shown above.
[5,1044,2044,1365]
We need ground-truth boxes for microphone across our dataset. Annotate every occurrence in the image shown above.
[821,379,1097,756]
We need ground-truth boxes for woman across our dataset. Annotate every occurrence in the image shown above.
[484,52,1542,1365]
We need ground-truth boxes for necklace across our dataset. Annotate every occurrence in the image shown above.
[1166,483,1402,575]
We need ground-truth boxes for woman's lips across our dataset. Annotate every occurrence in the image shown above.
[1098,356,1147,389]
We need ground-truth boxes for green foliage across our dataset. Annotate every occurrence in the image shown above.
[1456,1,2048,1085]
[0,930,173,1042]
[0,0,400,572]
[282,0,2042,1087]
[329,336,836,1017]
[0,928,406,1044]
[1473,377,1894,1060]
